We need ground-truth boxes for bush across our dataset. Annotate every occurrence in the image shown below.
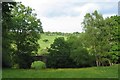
[31,61,46,69]
[13,64,19,69]
[43,39,49,42]
[70,47,96,67]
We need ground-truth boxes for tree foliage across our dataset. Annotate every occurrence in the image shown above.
[10,3,43,68]
[67,36,96,67]
[82,10,119,66]
[2,2,16,68]
[47,36,96,68]
[47,37,75,68]
[2,2,43,68]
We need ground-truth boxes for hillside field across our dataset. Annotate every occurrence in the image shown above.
[37,34,67,55]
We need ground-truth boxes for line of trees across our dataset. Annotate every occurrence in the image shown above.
[47,11,119,68]
[47,36,96,68]
[44,31,80,36]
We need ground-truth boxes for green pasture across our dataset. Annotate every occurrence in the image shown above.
[37,34,67,54]
[2,64,119,78]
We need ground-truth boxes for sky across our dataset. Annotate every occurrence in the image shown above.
[15,0,119,33]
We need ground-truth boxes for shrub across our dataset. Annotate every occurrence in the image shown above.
[43,39,49,42]
[13,64,19,69]
[31,61,46,69]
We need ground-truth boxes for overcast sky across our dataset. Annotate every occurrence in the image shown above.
[15,0,119,33]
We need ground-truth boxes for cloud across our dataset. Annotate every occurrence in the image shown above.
[40,16,83,33]
[16,0,118,17]
[15,0,118,33]
[103,14,117,18]
[73,3,101,19]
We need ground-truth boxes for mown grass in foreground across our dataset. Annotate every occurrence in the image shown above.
[2,64,119,78]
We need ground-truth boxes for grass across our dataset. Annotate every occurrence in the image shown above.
[2,64,119,78]
[37,34,67,54]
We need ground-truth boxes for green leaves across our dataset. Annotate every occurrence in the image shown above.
[47,37,74,68]
[67,35,95,67]
[82,10,119,66]
[2,2,16,68]
[2,2,43,68]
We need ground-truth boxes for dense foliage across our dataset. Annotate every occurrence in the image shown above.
[47,36,96,68]
[47,37,75,68]
[2,2,16,68]
[11,3,43,68]
[67,36,96,67]
[46,11,119,68]
[2,2,43,68]
[82,11,119,66]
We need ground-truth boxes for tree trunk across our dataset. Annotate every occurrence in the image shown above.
[96,60,99,67]
[108,59,111,66]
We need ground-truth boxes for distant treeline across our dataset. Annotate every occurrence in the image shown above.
[44,31,81,36]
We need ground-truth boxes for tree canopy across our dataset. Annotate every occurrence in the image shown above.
[2,2,43,68]
[82,10,119,66]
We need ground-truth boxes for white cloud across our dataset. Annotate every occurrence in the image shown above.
[41,16,83,33]
[73,3,101,19]
[15,0,118,17]
[103,14,116,18]
[74,3,100,12]
[15,0,118,33]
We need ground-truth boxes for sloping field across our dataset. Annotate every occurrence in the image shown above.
[37,34,66,54]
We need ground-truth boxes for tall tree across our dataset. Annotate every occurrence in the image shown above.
[82,11,120,66]
[9,2,43,68]
[82,10,111,66]
[105,16,120,64]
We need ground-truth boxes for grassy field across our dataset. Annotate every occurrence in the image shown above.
[2,64,119,78]
[37,34,66,54]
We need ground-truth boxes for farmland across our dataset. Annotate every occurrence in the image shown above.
[37,33,67,55]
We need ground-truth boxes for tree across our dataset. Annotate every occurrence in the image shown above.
[82,10,111,66]
[47,37,75,68]
[67,35,96,67]
[2,2,16,68]
[43,39,49,42]
[105,16,120,64]
[9,3,43,68]
[82,11,119,66]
